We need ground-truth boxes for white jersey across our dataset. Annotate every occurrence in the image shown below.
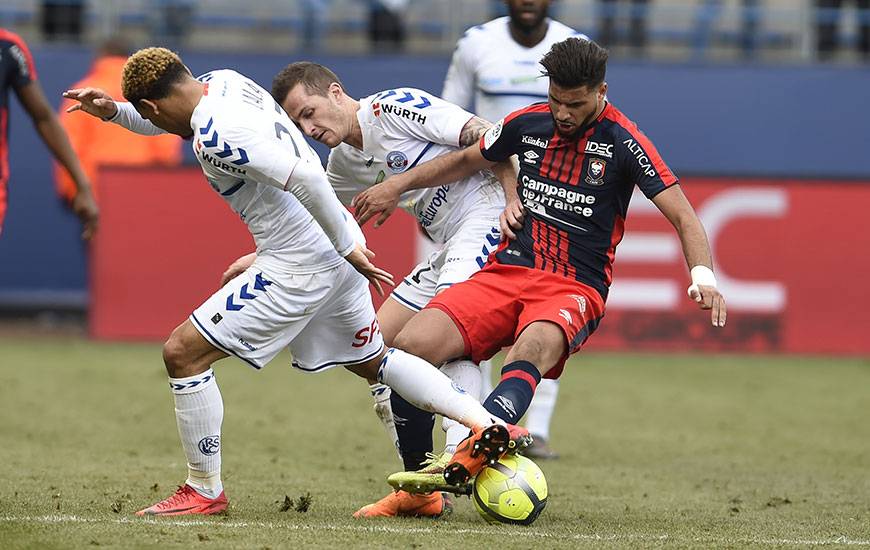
[326,87,503,245]
[442,17,587,123]
[111,69,357,276]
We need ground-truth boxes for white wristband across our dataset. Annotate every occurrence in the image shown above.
[687,265,716,299]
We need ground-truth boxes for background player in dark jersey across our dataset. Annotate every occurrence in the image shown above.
[0,28,98,238]
[353,37,726,493]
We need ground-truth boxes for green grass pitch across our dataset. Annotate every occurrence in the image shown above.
[0,336,868,548]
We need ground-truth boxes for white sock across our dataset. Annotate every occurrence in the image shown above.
[524,378,559,441]
[378,348,497,430]
[369,382,401,458]
[169,369,224,499]
[479,359,494,396]
[440,360,482,454]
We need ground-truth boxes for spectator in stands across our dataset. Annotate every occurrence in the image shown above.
[301,0,332,51]
[55,38,182,206]
[40,0,85,42]
[598,0,649,54]
[0,28,97,239]
[816,0,870,61]
[692,0,761,60]
[367,0,408,52]
[150,0,196,50]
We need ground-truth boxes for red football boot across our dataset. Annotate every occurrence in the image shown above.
[135,484,227,516]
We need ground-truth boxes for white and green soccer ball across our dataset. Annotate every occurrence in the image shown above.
[472,454,548,525]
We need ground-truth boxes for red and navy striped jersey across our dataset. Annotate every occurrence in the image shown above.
[479,101,678,300]
[1,29,36,181]
[0,28,37,229]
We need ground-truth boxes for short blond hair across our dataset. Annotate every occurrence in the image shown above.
[121,47,190,104]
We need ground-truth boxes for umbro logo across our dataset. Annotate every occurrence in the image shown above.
[493,396,517,419]
[523,150,539,164]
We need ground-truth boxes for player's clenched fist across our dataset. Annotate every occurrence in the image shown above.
[499,198,525,241]
[220,252,257,287]
[63,87,118,120]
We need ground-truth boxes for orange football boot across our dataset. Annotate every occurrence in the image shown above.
[353,490,452,518]
[443,423,532,485]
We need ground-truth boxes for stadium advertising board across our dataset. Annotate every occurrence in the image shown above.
[591,178,870,355]
[91,169,870,354]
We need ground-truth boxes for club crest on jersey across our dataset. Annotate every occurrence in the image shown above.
[585,158,606,186]
[386,150,409,173]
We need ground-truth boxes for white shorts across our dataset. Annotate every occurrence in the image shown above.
[391,216,501,311]
[190,259,383,372]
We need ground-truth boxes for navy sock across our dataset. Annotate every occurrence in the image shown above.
[483,360,542,424]
[390,391,436,471]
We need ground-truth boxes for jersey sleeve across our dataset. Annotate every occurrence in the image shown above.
[213,123,356,257]
[616,125,679,199]
[3,32,37,89]
[108,102,168,136]
[441,33,476,111]
[478,111,524,163]
[373,88,474,148]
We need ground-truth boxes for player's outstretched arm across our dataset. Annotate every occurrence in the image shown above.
[17,81,98,239]
[353,144,495,227]
[284,159,394,294]
[652,186,727,327]
[63,87,118,120]
[64,88,166,136]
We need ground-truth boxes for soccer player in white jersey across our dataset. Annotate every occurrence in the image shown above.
[258,62,518,517]
[441,0,589,460]
[62,47,527,517]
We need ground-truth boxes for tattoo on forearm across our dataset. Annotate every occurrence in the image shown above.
[459,116,491,148]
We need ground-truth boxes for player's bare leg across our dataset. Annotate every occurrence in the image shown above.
[137,320,229,516]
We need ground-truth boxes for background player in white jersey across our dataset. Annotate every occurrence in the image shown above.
[440,0,589,460]
[63,47,525,518]
[260,62,517,517]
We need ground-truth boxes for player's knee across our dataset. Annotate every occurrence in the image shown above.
[392,329,438,363]
[162,331,192,377]
[511,330,564,370]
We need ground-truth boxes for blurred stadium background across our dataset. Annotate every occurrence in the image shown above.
[0,1,868,547]
[2,0,869,353]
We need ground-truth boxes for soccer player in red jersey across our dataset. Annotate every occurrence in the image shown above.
[0,28,97,238]
[354,37,726,490]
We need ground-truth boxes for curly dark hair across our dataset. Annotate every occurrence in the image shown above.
[121,47,190,105]
[540,38,608,90]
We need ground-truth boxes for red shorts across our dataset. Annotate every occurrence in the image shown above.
[427,261,606,379]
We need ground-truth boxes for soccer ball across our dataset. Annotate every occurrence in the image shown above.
[472,454,548,525]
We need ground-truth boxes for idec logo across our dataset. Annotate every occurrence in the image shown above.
[353,318,381,348]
